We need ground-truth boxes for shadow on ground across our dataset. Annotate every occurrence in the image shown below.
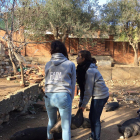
[71,106,140,140]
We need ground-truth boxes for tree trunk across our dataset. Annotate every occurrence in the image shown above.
[133,44,138,66]
[134,48,138,66]
[7,41,17,74]
[128,37,139,66]
[24,45,26,56]
[13,52,25,86]
[62,34,67,44]
[19,62,25,87]
[50,22,59,41]
[62,28,69,44]
[53,29,59,40]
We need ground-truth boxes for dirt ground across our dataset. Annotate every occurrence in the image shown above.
[0,78,140,140]
[0,78,23,101]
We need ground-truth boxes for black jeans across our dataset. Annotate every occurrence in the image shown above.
[89,96,109,140]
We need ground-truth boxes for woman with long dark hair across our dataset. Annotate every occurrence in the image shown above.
[76,50,109,140]
[45,40,76,140]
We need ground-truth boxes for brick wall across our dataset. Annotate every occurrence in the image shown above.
[88,40,110,56]
[107,41,140,64]
[71,38,110,56]
[0,29,139,64]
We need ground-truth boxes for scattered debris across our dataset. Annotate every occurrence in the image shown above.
[72,105,77,109]
[120,136,124,139]
[28,106,36,115]
[4,65,45,86]
[7,76,16,81]
[0,56,13,78]
[74,95,80,100]
[25,115,36,119]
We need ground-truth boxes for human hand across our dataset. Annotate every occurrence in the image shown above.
[79,107,85,112]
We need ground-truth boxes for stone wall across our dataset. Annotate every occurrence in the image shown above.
[0,42,14,77]
[98,67,112,80]
[0,56,13,77]
[0,84,40,125]
[98,66,140,81]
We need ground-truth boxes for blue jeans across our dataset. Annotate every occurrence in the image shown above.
[45,92,72,140]
[89,96,109,140]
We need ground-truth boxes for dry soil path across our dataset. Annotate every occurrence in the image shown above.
[0,79,140,140]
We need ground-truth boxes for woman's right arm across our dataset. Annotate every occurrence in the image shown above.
[45,62,51,77]
[81,69,95,108]
[71,63,76,100]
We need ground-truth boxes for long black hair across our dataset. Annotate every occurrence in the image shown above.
[79,50,92,61]
[50,40,68,59]
[91,57,97,64]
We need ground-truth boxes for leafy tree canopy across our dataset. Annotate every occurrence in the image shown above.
[14,0,100,42]
[100,0,140,65]
[101,0,140,42]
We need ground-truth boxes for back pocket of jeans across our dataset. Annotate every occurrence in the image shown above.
[57,94,70,109]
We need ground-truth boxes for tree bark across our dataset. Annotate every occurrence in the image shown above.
[62,34,67,43]
[19,62,25,87]
[53,27,59,40]
[8,0,18,74]
[7,41,17,74]
[128,37,139,66]
[50,22,59,40]
[62,28,69,44]
[134,45,138,66]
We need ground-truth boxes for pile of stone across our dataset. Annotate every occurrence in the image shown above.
[122,91,140,108]
[6,66,45,86]
[108,90,140,109]
[0,55,45,85]
[0,55,13,77]
[24,66,45,85]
